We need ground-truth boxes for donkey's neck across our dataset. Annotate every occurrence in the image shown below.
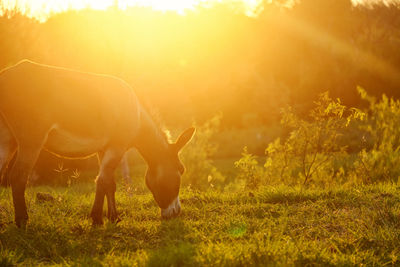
[134,108,169,165]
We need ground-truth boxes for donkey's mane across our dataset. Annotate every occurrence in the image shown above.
[141,101,171,144]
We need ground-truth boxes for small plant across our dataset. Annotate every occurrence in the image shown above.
[68,169,81,187]
[54,162,69,186]
[234,147,263,189]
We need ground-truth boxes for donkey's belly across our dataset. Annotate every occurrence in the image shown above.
[44,126,108,158]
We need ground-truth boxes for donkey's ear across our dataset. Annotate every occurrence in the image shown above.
[173,127,196,152]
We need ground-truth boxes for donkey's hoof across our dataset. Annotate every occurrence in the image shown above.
[91,216,104,226]
[111,216,122,224]
[15,217,28,229]
[107,214,121,224]
[92,220,104,227]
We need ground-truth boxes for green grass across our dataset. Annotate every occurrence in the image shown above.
[1,183,400,266]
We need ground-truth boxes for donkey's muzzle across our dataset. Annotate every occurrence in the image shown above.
[161,196,181,219]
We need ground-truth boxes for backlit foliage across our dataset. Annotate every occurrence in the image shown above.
[354,88,400,183]
[261,93,363,186]
[236,89,400,188]
[234,147,263,189]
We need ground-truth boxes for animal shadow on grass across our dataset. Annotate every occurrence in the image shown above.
[145,218,197,267]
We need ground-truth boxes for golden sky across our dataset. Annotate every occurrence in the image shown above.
[0,0,396,21]
[0,0,263,21]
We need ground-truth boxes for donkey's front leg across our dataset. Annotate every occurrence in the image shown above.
[90,148,125,225]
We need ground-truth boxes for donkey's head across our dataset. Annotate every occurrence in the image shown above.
[145,127,195,219]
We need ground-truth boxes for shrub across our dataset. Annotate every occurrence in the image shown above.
[353,88,400,183]
[264,92,364,185]
[234,147,263,190]
[235,92,364,187]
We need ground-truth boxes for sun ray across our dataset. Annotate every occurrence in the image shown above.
[277,12,400,87]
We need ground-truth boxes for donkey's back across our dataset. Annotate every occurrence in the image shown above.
[0,60,140,158]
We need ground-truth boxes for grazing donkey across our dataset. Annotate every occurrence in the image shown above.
[0,60,195,227]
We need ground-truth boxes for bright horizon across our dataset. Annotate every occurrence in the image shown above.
[1,0,397,22]
[0,0,264,21]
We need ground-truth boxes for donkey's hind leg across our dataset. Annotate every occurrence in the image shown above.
[7,125,48,227]
[9,143,44,227]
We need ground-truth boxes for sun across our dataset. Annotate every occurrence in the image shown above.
[1,0,263,21]
[121,0,202,14]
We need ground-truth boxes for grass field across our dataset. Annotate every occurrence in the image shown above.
[1,181,400,266]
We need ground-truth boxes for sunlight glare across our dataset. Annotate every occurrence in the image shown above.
[0,0,263,21]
